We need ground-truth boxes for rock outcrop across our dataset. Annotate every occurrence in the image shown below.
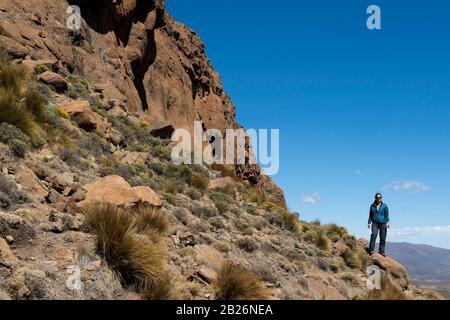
[0,0,284,203]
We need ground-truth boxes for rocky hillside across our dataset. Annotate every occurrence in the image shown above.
[0,0,445,300]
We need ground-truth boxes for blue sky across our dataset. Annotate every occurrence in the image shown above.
[167,1,450,248]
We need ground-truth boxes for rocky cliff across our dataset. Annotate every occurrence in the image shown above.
[0,0,284,204]
[0,0,444,300]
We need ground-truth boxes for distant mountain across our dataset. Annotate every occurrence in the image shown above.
[383,242,450,283]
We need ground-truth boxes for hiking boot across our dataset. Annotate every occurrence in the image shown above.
[379,252,386,257]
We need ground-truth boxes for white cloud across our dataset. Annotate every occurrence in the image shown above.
[301,192,321,205]
[390,225,450,237]
[382,180,431,193]
[355,170,363,175]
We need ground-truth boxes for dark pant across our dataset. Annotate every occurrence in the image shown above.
[369,223,387,254]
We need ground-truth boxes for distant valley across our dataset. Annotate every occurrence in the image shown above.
[383,242,450,299]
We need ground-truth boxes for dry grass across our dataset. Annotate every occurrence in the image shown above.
[359,275,407,300]
[23,89,47,122]
[246,187,266,204]
[0,88,38,139]
[0,58,28,94]
[214,261,271,300]
[132,206,170,239]
[341,247,362,270]
[82,203,174,298]
[315,231,331,252]
[0,58,48,141]
[280,210,300,233]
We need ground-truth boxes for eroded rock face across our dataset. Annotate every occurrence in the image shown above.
[0,0,284,204]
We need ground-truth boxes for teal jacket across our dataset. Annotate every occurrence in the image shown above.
[368,202,390,224]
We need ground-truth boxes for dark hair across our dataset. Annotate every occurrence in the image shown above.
[374,193,382,203]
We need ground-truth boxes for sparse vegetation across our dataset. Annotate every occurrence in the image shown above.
[236,236,259,252]
[188,173,209,192]
[82,203,174,299]
[0,173,29,207]
[132,206,170,239]
[214,261,270,300]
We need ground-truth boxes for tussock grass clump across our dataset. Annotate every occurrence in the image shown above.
[359,275,407,300]
[341,247,362,270]
[133,206,170,239]
[0,88,38,139]
[23,89,47,122]
[0,58,28,94]
[323,223,348,242]
[82,203,174,299]
[269,210,300,233]
[0,58,50,143]
[214,261,271,300]
[314,231,332,252]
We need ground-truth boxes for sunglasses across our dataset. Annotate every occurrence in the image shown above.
[376,197,382,199]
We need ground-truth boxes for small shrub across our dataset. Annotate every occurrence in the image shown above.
[323,223,348,242]
[209,216,225,229]
[8,138,27,157]
[209,191,233,214]
[236,236,259,253]
[0,122,30,145]
[280,211,299,233]
[151,145,171,160]
[304,229,318,242]
[185,187,202,200]
[56,106,70,119]
[214,261,270,300]
[261,201,278,212]
[190,203,218,218]
[188,174,209,192]
[0,173,29,207]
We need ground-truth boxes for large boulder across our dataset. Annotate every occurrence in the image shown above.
[371,253,410,289]
[60,100,111,134]
[78,176,161,208]
[207,177,234,191]
[37,71,68,92]
[132,186,162,207]
[14,166,48,203]
[0,237,20,269]
[78,176,140,208]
